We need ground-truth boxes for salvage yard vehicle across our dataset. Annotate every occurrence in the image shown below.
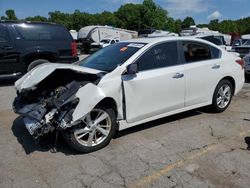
[243,53,250,76]
[13,37,245,153]
[232,39,250,58]
[90,39,120,52]
[0,21,78,75]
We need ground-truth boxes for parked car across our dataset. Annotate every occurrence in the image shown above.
[0,21,79,75]
[90,39,120,52]
[78,25,137,53]
[243,53,250,76]
[13,37,245,153]
[232,38,250,58]
[192,34,232,51]
[138,29,178,37]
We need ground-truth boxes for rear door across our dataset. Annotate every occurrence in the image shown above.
[181,41,223,106]
[0,24,18,74]
[122,41,185,123]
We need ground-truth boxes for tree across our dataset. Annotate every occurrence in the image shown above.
[25,16,48,22]
[141,0,168,29]
[181,17,195,28]
[115,3,143,30]
[166,17,175,32]
[208,19,219,31]
[98,11,120,27]
[174,19,182,33]
[219,20,238,34]
[2,9,18,20]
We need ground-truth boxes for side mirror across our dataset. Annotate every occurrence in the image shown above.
[126,64,138,75]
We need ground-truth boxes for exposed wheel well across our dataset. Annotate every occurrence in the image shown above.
[95,97,118,117]
[24,53,56,70]
[219,76,235,95]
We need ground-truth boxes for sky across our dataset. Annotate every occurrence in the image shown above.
[0,0,250,24]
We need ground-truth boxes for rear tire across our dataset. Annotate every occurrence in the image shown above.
[210,80,233,113]
[63,106,117,153]
[27,59,49,72]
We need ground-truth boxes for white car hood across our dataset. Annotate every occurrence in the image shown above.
[15,63,102,91]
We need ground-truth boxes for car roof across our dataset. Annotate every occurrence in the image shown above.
[123,37,215,45]
[0,20,60,26]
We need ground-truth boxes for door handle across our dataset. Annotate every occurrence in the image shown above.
[2,46,13,50]
[212,64,220,69]
[173,73,184,79]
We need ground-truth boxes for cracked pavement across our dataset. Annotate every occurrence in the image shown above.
[0,78,250,188]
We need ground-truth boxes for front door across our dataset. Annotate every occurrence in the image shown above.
[122,41,185,123]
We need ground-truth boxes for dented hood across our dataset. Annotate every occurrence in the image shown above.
[15,63,102,91]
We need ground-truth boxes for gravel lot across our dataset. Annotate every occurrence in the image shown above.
[0,74,250,188]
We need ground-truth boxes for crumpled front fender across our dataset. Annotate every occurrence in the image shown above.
[72,83,106,121]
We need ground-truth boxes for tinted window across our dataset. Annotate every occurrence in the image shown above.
[210,46,221,59]
[0,25,9,43]
[201,36,224,45]
[182,42,211,63]
[243,40,250,45]
[79,42,145,72]
[15,24,71,41]
[101,39,110,43]
[137,42,179,71]
[233,39,241,46]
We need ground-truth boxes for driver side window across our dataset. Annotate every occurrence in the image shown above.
[136,41,179,72]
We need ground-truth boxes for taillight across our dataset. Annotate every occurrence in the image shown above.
[235,59,245,69]
[71,42,77,57]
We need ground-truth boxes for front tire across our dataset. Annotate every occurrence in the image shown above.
[211,80,233,113]
[63,106,117,153]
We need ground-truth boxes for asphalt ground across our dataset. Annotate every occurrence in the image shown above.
[0,72,250,188]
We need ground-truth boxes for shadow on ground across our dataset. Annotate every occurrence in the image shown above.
[244,137,250,150]
[12,110,202,155]
[11,116,78,155]
[245,75,250,84]
[114,110,202,138]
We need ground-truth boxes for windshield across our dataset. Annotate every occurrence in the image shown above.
[78,42,146,72]
[243,40,250,45]
[201,36,224,45]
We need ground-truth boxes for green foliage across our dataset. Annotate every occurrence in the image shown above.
[25,16,48,22]
[115,3,143,30]
[1,9,18,20]
[207,17,250,34]
[141,0,168,29]
[2,1,250,35]
[182,17,195,28]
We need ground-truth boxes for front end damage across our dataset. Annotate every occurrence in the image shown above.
[13,67,104,141]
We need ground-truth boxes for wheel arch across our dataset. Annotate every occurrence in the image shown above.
[218,76,236,95]
[95,97,118,118]
[23,52,56,70]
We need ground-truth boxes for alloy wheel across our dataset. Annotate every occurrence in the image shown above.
[73,109,112,147]
[216,84,232,109]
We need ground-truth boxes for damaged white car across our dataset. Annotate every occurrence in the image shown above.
[13,37,245,153]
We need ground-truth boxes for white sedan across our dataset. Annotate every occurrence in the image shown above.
[13,37,245,153]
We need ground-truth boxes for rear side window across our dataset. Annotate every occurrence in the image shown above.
[210,46,221,59]
[182,41,212,63]
[14,24,72,41]
[0,25,9,43]
[137,41,179,71]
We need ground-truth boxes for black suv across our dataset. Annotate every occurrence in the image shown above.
[0,21,79,75]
